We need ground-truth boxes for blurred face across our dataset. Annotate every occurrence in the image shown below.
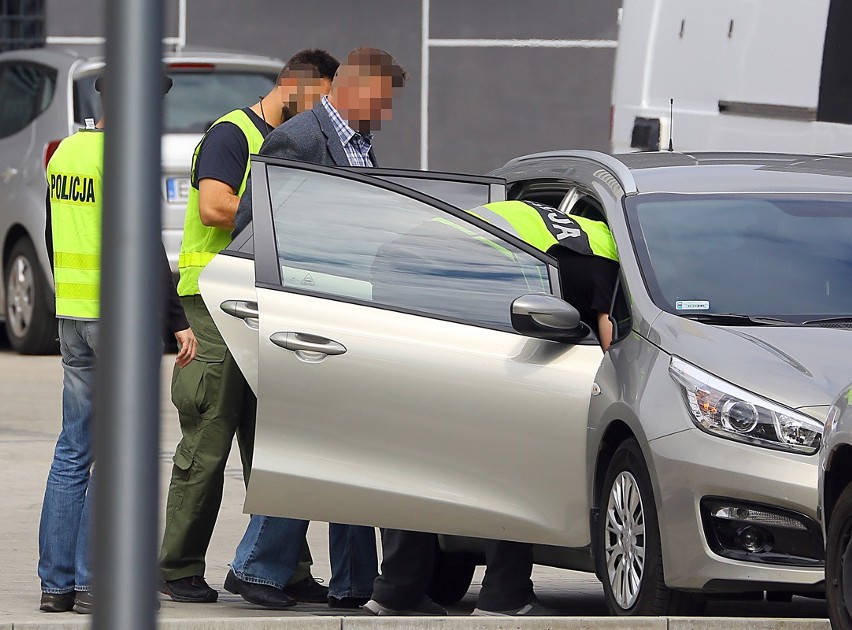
[334,68,397,133]
[279,73,332,122]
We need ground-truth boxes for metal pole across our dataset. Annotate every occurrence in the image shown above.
[93,0,163,627]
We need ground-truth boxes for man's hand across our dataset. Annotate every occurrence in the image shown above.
[173,328,198,367]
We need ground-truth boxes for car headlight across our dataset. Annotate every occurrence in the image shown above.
[669,357,822,455]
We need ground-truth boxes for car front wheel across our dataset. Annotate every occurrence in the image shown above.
[595,438,703,616]
[5,237,58,354]
[826,483,852,630]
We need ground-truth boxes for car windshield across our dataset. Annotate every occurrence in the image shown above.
[74,69,277,133]
[627,193,852,322]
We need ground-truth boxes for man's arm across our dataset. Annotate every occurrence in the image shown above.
[232,119,325,237]
[259,117,325,162]
[194,122,250,231]
[198,178,240,230]
[597,312,614,352]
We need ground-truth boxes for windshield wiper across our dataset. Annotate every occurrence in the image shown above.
[679,313,793,326]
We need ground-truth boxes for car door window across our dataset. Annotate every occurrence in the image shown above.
[265,165,552,331]
[0,61,56,139]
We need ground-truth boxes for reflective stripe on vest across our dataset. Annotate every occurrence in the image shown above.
[177,109,266,296]
[47,130,104,318]
[468,200,619,261]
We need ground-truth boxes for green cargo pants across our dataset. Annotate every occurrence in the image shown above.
[159,295,312,583]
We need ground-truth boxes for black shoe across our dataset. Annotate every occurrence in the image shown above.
[40,591,75,613]
[224,569,296,609]
[73,590,94,615]
[283,576,329,603]
[328,595,370,609]
[161,575,218,603]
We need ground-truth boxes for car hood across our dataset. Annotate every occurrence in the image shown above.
[653,313,852,413]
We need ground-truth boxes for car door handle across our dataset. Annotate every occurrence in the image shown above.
[220,300,259,329]
[220,300,258,319]
[270,332,347,356]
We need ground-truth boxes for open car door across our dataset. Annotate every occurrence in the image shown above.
[201,157,602,546]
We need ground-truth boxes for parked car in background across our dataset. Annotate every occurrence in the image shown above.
[819,383,852,629]
[0,45,281,353]
[199,150,852,615]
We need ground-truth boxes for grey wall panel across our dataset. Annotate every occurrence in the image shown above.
[185,0,422,168]
[430,0,621,40]
[46,0,103,36]
[428,47,616,174]
[44,0,621,173]
[45,0,181,39]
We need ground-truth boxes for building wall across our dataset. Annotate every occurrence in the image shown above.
[44,0,621,174]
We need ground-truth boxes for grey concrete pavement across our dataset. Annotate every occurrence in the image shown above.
[0,335,831,628]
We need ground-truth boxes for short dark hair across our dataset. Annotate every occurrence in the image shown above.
[345,47,407,88]
[278,49,340,83]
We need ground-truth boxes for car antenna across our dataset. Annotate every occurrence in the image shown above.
[667,98,675,152]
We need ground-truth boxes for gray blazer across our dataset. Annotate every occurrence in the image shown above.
[233,101,378,236]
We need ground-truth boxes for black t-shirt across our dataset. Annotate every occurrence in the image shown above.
[550,245,620,339]
[194,107,269,191]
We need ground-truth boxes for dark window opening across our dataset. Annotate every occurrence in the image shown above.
[817,0,852,124]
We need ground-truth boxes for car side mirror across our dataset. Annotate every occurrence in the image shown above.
[511,294,590,342]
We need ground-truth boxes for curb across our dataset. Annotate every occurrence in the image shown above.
[0,617,832,630]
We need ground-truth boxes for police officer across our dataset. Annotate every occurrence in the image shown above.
[38,75,196,615]
[160,49,340,607]
[469,199,619,350]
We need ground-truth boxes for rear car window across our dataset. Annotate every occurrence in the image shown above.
[166,70,276,132]
[0,61,57,138]
[74,69,277,132]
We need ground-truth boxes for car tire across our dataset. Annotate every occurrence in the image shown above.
[4,237,58,355]
[826,483,852,630]
[425,548,477,606]
[595,438,704,616]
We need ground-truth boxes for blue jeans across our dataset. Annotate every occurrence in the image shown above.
[38,318,98,594]
[231,515,377,598]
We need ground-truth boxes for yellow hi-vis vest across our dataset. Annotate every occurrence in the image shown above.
[177,109,265,296]
[47,129,104,319]
[467,200,619,262]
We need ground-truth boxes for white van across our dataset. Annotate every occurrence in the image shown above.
[611,0,852,154]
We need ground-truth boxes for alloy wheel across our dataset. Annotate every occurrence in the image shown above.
[605,470,646,609]
[7,254,34,338]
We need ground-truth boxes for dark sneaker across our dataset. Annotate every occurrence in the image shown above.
[283,576,329,603]
[362,596,447,616]
[224,569,296,609]
[73,590,95,615]
[161,575,218,603]
[40,591,75,613]
[328,595,369,609]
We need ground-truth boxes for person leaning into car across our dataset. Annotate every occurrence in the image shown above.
[38,75,197,615]
[227,47,407,611]
[469,199,620,351]
[159,49,339,608]
[362,200,619,618]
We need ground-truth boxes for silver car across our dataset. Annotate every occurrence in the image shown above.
[818,384,852,628]
[200,151,852,616]
[0,45,282,353]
